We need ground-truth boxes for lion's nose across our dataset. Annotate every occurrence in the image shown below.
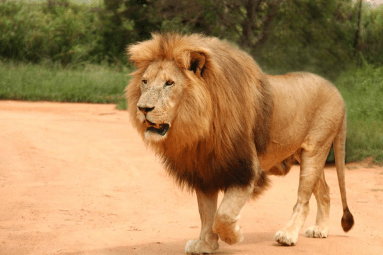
[138,106,154,115]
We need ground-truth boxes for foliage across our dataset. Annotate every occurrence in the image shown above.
[359,5,383,65]
[0,0,132,65]
[0,60,129,105]
[338,65,383,122]
[1,0,382,73]
[335,65,383,163]
[257,0,357,78]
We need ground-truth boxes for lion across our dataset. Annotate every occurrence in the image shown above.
[126,33,354,254]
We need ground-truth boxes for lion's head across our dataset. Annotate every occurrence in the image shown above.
[127,34,215,148]
[135,60,183,141]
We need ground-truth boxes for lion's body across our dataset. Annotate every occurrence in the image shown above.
[126,33,354,254]
[261,73,345,171]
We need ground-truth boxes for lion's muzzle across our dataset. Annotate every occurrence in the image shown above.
[144,119,170,136]
[138,105,170,137]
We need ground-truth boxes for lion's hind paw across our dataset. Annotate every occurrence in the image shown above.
[185,239,219,254]
[305,226,329,238]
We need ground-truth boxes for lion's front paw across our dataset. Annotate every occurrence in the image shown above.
[213,222,244,245]
[274,229,298,246]
[305,225,329,238]
[185,239,219,254]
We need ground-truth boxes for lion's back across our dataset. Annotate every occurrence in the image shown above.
[259,72,345,170]
[267,72,344,114]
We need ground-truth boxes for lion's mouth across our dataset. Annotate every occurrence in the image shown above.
[144,119,170,136]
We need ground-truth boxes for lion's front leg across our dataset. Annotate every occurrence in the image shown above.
[213,184,254,245]
[185,190,219,254]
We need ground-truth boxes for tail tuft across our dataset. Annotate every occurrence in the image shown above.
[341,207,354,232]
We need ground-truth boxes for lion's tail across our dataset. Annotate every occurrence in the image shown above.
[333,115,354,232]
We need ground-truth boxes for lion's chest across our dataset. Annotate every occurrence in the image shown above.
[161,146,256,194]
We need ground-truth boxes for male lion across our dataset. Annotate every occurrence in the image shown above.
[126,33,354,254]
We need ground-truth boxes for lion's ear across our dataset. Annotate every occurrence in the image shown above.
[189,52,206,77]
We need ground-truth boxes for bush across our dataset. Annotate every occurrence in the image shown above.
[336,65,383,163]
[359,5,383,65]
[0,0,132,65]
[0,59,129,104]
[1,0,383,72]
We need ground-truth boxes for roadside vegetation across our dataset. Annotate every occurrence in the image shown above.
[0,60,128,109]
[335,65,383,163]
[0,0,382,163]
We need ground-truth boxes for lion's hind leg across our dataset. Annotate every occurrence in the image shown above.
[274,146,330,246]
[305,171,330,238]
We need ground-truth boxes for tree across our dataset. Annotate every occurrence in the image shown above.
[156,0,285,52]
[99,0,361,75]
[47,0,69,13]
[97,0,162,62]
[353,0,362,56]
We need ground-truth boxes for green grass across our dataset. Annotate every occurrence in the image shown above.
[335,65,383,163]
[0,60,129,109]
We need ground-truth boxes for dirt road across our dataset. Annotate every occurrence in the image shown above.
[0,101,382,255]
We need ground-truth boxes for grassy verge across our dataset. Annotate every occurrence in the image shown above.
[335,65,383,163]
[0,60,129,109]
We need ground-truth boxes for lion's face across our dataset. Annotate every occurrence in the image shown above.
[136,60,186,142]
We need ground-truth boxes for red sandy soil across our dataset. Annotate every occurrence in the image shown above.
[0,101,382,255]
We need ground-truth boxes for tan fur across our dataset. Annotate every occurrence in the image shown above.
[126,33,354,253]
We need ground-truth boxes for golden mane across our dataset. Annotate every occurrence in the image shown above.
[127,33,273,194]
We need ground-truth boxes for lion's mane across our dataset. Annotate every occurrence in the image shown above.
[127,33,273,194]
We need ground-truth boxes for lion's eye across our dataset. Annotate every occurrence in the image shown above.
[165,80,174,87]
[142,80,147,84]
